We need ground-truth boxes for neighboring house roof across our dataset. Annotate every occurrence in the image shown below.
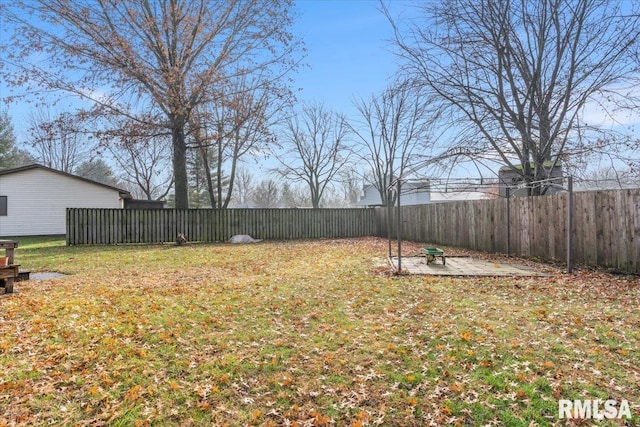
[499,161,562,173]
[430,191,490,202]
[0,163,132,199]
[360,182,430,192]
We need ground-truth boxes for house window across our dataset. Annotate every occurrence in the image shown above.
[0,196,6,216]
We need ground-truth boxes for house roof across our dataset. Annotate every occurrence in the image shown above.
[357,182,432,206]
[0,163,133,198]
[430,191,490,202]
[362,181,431,192]
[499,161,562,172]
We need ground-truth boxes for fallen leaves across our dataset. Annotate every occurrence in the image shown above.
[0,237,638,425]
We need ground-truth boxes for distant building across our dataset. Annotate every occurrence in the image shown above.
[356,180,488,206]
[356,181,431,207]
[498,162,564,197]
[574,179,640,192]
[430,191,491,202]
[124,199,165,209]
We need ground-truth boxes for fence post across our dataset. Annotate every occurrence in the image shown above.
[506,187,510,257]
[66,208,71,245]
[566,176,574,273]
[397,180,402,272]
[387,190,393,258]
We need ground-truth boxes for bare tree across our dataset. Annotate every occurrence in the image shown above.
[82,112,174,200]
[351,81,431,205]
[26,109,93,173]
[2,0,302,208]
[75,158,121,187]
[386,0,639,194]
[580,165,640,189]
[232,167,255,207]
[190,75,286,208]
[186,147,212,208]
[108,135,173,201]
[252,179,281,208]
[338,167,365,206]
[274,103,351,208]
[280,182,310,207]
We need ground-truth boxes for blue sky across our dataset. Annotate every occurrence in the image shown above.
[291,0,401,117]
[4,1,635,180]
[1,0,404,141]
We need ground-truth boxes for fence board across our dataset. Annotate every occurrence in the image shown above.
[632,190,640,273]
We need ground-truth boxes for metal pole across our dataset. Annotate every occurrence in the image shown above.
[387,187,393,258]
[506,187,511,257]
[397,179,402,272]
[566,176,574,273]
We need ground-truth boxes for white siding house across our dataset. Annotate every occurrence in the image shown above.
[356,183,431,207]
[0,164,131,236]
[430,191,490,202]
[356,182,490,206]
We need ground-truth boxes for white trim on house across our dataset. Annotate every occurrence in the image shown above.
[0,164,131,236]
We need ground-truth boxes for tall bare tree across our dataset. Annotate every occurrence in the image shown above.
[75,158,121,187]
[386,0,639,194]
[190,75,286,208]
[2,0,302,208]
[280,182,310,207]
[26,109,93,173]
[108,135,173,201]
[352,81,431,205]
[274,103,351,208]
[338,167,365,206]
[252,179,281,208]
[83,111,175,200]
[232,167,255,207]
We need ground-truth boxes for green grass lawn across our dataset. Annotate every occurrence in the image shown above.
[1,237,638,426]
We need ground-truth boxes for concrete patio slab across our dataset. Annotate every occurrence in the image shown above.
[390,256,546,277]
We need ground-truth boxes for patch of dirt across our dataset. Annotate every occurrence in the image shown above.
[29,272,67,280]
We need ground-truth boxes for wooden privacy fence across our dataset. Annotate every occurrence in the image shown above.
[67,190,639,273]
[66,208,377,245]
[377,189,640,274]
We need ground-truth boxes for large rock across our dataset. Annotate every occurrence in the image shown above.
[228,234,262,244]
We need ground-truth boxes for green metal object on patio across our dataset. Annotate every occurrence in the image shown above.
[422,247,446,266]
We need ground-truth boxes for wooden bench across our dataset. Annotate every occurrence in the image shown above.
[0,240,19,294]
[0,265,19,294]
[422,247,446,266]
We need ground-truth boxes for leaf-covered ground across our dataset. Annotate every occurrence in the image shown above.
[1,237,638,426]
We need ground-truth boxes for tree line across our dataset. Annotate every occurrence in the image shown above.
[1,0,638,207]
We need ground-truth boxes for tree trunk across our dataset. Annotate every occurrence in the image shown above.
[216,134,224,209]
[172,125,189,209]
[222,145,238,209]
[311,177,321,208]
[201,146,217,209]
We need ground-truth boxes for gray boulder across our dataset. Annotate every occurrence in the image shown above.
[228,234,262,244]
